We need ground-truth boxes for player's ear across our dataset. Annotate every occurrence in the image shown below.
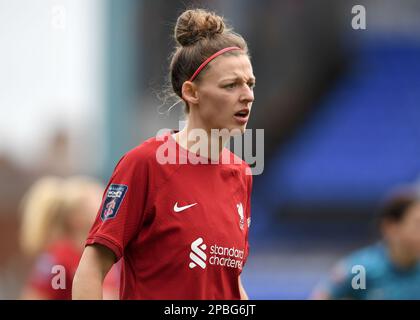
[181,81,199,105]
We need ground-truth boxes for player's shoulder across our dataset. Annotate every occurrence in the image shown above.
[128,135,165,156]
[349,242,385,263]
[339,242,387,275]
[47,239,79,254]
[222,148,253,177]
[43,239,81,267]
[118,134,167,167]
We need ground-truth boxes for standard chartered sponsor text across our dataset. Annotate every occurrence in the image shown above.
[209,244,244,269]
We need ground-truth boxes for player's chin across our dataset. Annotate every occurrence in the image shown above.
[226,118,248,135]
[232,124,246,136]
[232,122,248,135]
[220,124,246,136]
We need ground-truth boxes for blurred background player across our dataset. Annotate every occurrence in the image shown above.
[311,186,420,299]
[19,176,119,299]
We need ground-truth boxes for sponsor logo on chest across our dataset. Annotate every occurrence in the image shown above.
[188,237,245,270]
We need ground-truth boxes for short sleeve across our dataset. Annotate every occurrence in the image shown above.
[86,148,151,260]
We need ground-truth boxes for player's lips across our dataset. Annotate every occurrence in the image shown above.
[234,108,250,124]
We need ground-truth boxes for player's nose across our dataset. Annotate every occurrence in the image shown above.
[239,85,254,104]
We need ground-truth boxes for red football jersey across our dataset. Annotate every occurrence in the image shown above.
[25,239,80,300]
[25,239,120,300]
[86,132,252,299]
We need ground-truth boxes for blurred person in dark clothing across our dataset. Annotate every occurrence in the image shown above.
[311,186,420,299]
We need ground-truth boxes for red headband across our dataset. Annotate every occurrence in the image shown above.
[189,46,242,82]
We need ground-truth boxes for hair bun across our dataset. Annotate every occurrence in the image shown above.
[175,9,225,46]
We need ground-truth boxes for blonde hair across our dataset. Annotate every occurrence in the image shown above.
[20,175,104,257]
[20,176,64,257]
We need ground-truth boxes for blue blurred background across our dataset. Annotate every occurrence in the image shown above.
[0,0,419,299]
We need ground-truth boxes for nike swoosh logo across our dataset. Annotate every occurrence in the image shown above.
[174,202,197,213]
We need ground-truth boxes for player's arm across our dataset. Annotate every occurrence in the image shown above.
[72,244,116,299]
[239,276,249,300]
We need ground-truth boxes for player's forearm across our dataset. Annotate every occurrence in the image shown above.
[72,245,115,299]
[240,285,249,300]
[72,262,104,299]
[239,276,249,300]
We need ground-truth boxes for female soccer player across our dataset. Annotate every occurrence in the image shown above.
[20,176,119,299]
[72,8,255,299]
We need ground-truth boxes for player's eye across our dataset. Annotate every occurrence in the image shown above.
[248,82,256,89]
[224,83,237,89]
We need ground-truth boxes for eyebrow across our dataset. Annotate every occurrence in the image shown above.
[220,76,256,83]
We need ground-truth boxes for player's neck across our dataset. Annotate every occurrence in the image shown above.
[175,124,229,161]
[387,242,417,269]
